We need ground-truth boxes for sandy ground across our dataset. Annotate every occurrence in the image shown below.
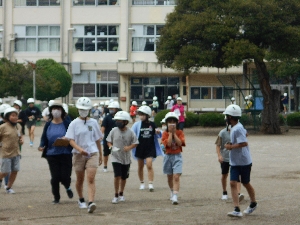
[1,125,300,225]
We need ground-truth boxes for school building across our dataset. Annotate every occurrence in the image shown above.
[0,0,296,111]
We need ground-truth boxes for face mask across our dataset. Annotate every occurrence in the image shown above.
[116,121,126,129]
[139,115,146,121]
[162,125,167,131]
[51,109,62,118]
[168,123,176,129]
[78,109,89,118]
[109,109,115,115]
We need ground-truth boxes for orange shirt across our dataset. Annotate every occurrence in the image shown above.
[130,105,138,116]
[162,130,185,154]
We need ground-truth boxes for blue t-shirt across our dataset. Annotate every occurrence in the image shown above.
[46,122,71,156]
[229,122,252,166]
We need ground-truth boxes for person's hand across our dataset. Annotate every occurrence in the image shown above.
[224,143,232,150]
[218,155,223,163]
[38,146,45,151]
[80,149,89,156]
[155,129,161,134]
[19,138,24,145]
[123,146,131,152]
[168,124,176,134]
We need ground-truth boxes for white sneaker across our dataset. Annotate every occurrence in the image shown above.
[239,194,244,202]
[112,197,119,204]
[170,191,173,200]
[118,196,125,202]
[78,200,87,209]
[4,185,7,190]
[139,183,145,190]
[30,141,33,147]
[103,168,107,172]
[243,204,258,215]
[88,203,96,213]
[148,184,154,192]
[6,188,15,194]
[221,194,228,200]
[227,211,243,217]
[171,194,178,205]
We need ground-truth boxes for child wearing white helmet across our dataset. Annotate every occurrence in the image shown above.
[131,106,164,192]
[91,103,101,121]
[223,105,257,217]
[230,97,236,105]
[65,97,103,214]
[142,101,147,106]
[164,96,174,110]
[42,100,55,122]
[106,111,139,204]
[25,98,42,147]
[129,101,138,123]
[0,107,23,194]
[13,100,27,136]
[281,93,288,114]
[161,112,186,205]
[149,96,159,117]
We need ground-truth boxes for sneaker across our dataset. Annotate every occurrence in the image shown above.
[221,194,228,200]
[103,168,107,172]
[244,204,258,215]
[112,197,119,204]
[78,200,87,209]
[170,191,173,200]
[139,183,145,190]
[148,184,154,192]
[118,196,125,202]
[171,194,178,205]
[88,203,96,213]
[6,188,15,194]
[227,211,243,217]
[66,188,73,199]
[239,194,244,202]
[52,200,60,204]
[30,141,33,147]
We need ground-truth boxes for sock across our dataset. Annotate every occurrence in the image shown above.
[140,181,144,184]
[119,192,123,196]
[115,193,119,198]
[149,181,153,184]
[234,206,240,212]
[79,198,85,203]
[104,166,107,169]
[88,202,93,206]
[6,187,10,190]
[66,187,71,191]
[223,191,227,195]
[250,202,257,208]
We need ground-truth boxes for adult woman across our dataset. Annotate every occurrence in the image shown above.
[131,106,163,191]
[65,97,103,213]
[38,102,73,204]
[171,97,186,130]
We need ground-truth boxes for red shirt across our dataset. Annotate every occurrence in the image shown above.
[162,130,185,154]
[130,105,138,116]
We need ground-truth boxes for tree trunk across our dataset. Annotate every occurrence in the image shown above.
[291,75,298,112]
[254,59,281,134]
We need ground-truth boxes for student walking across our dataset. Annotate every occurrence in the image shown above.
[38,101,73,204]
[170,97,185,130]
[106,111,139,204]
[129,101,138,123]
[13,100,27,136]
[131,106,164,192]
[65,97,103,213]
[223,105,257,217]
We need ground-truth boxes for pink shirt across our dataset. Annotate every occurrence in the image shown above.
[171,104,185,123]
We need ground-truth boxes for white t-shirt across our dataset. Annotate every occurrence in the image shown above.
[65,118,103,154]
[42,107,49,117]
[165,100,174,109]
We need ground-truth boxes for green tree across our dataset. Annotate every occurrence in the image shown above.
[0,58,33,99]
[156,0,300,134]
[29,59,72,101]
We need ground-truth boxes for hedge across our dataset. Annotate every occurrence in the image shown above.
[198,113,225,127]
[286,112,300,126]
[68,106,79,121]
[154,110,199,128]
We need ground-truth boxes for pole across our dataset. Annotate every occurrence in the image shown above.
[33,68,36,100]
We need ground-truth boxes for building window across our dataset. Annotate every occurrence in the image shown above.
[132,25,164,51]
[72,0,119,6]
[132,0,177,5]
[191,87,228,100]
[15,0,60,6]
[73,84,96,97]
[73,25,119,52]
[15,25,60,52]
[0,0,2,6]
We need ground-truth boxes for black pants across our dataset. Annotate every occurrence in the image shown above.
[47,154,72,201]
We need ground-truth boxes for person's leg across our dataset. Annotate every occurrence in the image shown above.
[137,159,145,188]
[243,183,256,202]
[59,154,73,198]
[114,176,121,194]
[30,125,36,143]
[75,171,85,199]
[145,157,154,188]
[230,180,239,207]
[4,173,10,186]
[86,167,97,203]
[47,156,61,201]
[103,142,110,171]
[6,171,17,188]
[27,127,31,142]
[221,173,228,192]
[167,174,173,190]
[172,174,180,194]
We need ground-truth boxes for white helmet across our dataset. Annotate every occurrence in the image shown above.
[248,95,252,99]
[132,101,137,106]
[167,96,172,100]
[231,97,235,101]
[109,99,114,103]
[62,103,68,114]
[284,93,287,96]
[76,97,92,110]
[104,100,110,106]
[108,101,120,109]
[138,105,152,116]
[223,105,242,117]
[14,100,22,108]
[27,98,35,104]
[0,104,11,114]
[161,118,166,124]
[4,107,18,117]
[142,101,147,105]
[100,101,104,106]
[113,111,131,121]
[48,100,55,107]
[245,96,249,100]
[0,98,2,104]
[165,112,179,121]
[93,103,98,107]
[153,96,158,101]
[177,97,182,101]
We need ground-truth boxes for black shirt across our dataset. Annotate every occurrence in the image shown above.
[135,121,156,159]
[25,106,42,120]
[101,113,116,141]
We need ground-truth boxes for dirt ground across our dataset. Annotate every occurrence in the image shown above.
[1,125,300,225]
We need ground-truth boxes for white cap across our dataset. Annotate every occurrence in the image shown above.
[27,98,34,104]
[132,101,137,106]
[108,101,120,109]
[14,100,22,108]
[113,111,131,122]
[93,103,98,107]
[142,101,147,105]
[284,93,287,96]
[109,99,114,103]
[153,96,158,101]
[76,97,92,110]
[248,95,252,98]
[137,105,152,116]
[223,105,242,117]
[245,96,249,100]
[48,100,55,107]
[4,107,18,117]
[177,97,182,101]
[165,112,179,121]
[100,101,104,106]
[231,97,235,101]
[0,104,11,114]
[104,100,110,106]
[161,118,166,124]
[167,96,172,100]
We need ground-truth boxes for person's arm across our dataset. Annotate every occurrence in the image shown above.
[225,142,248,150]
[101,126,105,134]
[216,145,223,163]
[123,144,138,152]
[69,139,89,156]
[96,139,102,165]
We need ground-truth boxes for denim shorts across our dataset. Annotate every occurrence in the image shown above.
[230,163,252,184]
[163,153,182,175]
[1,155,21,173]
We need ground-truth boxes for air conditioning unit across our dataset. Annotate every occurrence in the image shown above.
[72,62,81,75]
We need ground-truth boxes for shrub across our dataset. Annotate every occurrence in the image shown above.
[278,114,285,126]
[198,113,224,127]
[239,114,252,126]
[185,112,199,127]
[286,112,300,126]
[154,109,170,127]
[68,106,79,121]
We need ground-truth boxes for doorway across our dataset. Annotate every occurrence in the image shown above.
[155,86,165,109]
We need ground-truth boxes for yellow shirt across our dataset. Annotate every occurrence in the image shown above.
[0,123,21,158]
[245,101,252,109]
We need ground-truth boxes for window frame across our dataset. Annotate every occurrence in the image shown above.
[190,86,228,100]
[14,0,61,6]
[72,0,119,6]
[132,0,177,6]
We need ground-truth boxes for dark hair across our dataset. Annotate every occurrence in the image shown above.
[138,111,150,121]
[48,105,66,120]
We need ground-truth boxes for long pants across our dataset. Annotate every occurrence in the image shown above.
[47,154,72,201]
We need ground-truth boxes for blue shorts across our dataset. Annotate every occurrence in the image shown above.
[163,153,182,175]
[1,155,21,173]
[230,163,252,184]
